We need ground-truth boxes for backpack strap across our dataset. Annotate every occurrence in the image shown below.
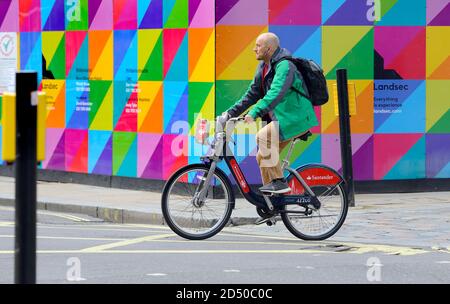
[273,56,309,99]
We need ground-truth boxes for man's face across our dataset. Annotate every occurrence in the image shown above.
[253,38,270,61]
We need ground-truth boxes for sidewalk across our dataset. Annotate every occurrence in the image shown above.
[1,176,449,248]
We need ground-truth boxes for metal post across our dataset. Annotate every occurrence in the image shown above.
[336,69,355,207]
[15,71,38,284]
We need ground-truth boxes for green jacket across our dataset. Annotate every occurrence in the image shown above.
[226,47,318,141]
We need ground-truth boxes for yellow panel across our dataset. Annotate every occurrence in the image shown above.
[91,32,113,80]
[190,30,215,82]
[426,27,450,79]
[37,92,47,162]
[1,93,16,162]
[332,82,357,116]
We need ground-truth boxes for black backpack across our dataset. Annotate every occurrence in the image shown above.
[276,56,329,106]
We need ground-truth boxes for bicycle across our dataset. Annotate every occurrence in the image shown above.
[161,117,349,241]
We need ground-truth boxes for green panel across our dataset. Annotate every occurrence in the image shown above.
[428,110,450,133]
[139,34,163,81]
[89,81,112,126]
[215,80,252,117]
[326,28,374,80]
[113,131,137,176]
[48,36,66,79]
[188,82,213,127]
[164,0,188,29]
[65,0,88,30]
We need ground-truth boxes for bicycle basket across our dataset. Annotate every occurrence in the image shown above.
[195,119,210,145]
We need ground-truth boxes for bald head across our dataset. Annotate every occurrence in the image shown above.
[253,32,280,62]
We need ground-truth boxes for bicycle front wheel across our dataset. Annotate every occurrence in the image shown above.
[161,164,233,240]
[282,164,348,241]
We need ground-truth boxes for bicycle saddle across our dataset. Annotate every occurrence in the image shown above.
[293,131,312,142]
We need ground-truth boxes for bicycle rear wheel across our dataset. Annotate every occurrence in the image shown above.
[161,164,234,240]
[281,164,348,240]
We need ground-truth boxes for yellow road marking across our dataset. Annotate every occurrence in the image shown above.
[0,221,14,227]
[79,233,174,252]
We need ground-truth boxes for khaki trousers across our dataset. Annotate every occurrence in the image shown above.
[255,122,302,185]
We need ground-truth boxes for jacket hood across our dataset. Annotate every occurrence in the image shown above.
[270,47,292,64]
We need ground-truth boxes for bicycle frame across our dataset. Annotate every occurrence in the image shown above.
[200,119,321,212]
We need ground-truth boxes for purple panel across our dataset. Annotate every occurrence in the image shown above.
[43,0,65,30]
[428,3,450,26]
[215,0,240,23]
[325,0,373,25]
[89,0,103,27]
[237,156,262,185]
[189,0,201,24]
[141,137,163,179]
[0,0,12,26]
[92,134,113,175]
[352,136,374,181]
[139,0,162,28]
[47,131,66,171]
[426,134,450,177]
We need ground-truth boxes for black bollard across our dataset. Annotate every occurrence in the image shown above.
[15,71,38,284]
[336,69,355,207]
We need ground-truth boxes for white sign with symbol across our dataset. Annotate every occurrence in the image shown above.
[0,32,17,94]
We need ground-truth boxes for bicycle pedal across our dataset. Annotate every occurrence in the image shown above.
[266,218,276,226]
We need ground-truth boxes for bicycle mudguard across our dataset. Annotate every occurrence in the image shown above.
[286,163,346,195]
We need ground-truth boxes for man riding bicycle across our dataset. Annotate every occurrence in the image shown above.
[220,32,319,195]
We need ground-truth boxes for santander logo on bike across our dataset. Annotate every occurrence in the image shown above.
[306,175,334,181]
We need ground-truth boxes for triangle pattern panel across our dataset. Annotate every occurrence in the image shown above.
[141,135,163,179]
[189,83,215,135]
[89,80,113,130]
[89,30,113,80]
[188,82,214,134]
[165,30,188,81]
[215,0,240,23]
[375,80,425,133]
[138,81,163,133]
[42,80,66,128]
[426,134,450,178]
[42,0,65,31]
[19,0,41,32]
[20,32,42,76]
[66,80,90,129]
[384,135,425,179]
[322,134,373,179]
[139,0,162,29]
[138,29,163,81]
[162,134,188,180]
[427,0,449,24]
[426,80,450,132]
[43,128,65,170]
[89,0,113,30]
[114,0,137,30]
[113,132,137,177]
[89,130,112,175]
[163,29,187,78]
[322,26,373,79]
[269,25,320,64]
[426,27,450,79]
[376,0,426,26]
[66,31,88,79]
[114,30,137,81]
[375,26,425,79]
[164,82,188,134]
[164,0,188,28]
[65,129,88,173]
[322,0,346,24]
[269,0,320,25]
[0,0,18,31]
[138,133,162,177]
[189,28,214,82]
[324,0,373,25]
[114,82,138,132]
[189,0,214,28]
[324,27,373,80]
[42,31,65,79]
[217,26,268,80]
[429,3,450,25]
[374,134,423,180]
[218,0,267,25]
[428,110,450,134]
